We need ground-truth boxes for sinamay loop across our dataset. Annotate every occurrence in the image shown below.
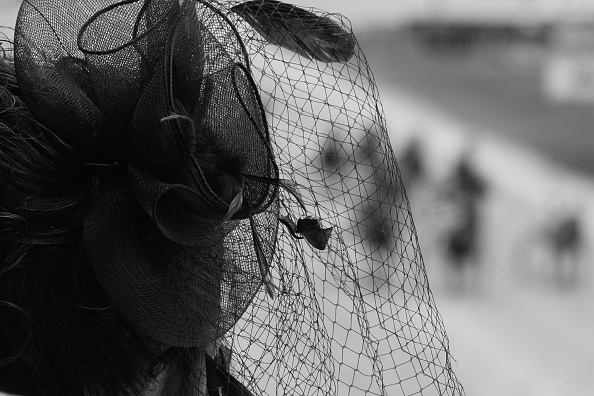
[1,0,465,395]
[15,0,284,348]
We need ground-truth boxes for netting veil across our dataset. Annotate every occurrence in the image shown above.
[12,0,465,394]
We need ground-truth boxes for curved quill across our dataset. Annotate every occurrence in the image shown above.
[231,0,356,63]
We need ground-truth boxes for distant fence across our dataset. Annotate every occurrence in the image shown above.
[406,21,550,52]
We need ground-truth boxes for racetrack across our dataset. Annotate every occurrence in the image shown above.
[379,85,594,396]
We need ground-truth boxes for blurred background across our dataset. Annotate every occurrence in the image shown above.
[300,1,594,396]
[320,1,594,396]
[2,1,594,395]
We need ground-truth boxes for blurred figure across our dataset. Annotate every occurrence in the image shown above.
[522,206,587,289]
[516,198,587,290]
[441,154,487,292]
[548,213,582,287]
[321,127,408,290]
[399,137,425,190]
[359,130,399,284]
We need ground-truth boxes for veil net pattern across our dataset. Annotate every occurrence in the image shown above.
[225,4,464,395]
[10,0,465,395]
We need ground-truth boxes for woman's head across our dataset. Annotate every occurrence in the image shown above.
[1,1,465,396]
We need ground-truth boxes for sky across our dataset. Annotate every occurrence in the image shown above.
[0,1,19,31]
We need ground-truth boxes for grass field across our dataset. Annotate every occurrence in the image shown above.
[358,28,594,178]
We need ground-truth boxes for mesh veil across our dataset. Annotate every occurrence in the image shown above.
[224,3,464,395]
[12,0,465,395]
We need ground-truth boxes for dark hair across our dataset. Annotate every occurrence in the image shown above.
[0,54,200,396]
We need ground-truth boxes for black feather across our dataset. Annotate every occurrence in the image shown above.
[231,0,356,63]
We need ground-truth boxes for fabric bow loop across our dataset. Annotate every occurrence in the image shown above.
[128,159,237,248]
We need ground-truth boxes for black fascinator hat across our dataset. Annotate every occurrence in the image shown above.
[1,1,465,395]
[15,0,292,347]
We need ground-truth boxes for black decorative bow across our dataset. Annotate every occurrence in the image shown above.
[14,0,280,347]
[13,0,345,347]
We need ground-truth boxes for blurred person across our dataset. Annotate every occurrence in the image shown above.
[441,154,487,291]
[525,207,586,288]
[322,127,401,288]
[399,137,425,190]
[0,1,465,396]
[518,200,586,289]
[548,213,582,287]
